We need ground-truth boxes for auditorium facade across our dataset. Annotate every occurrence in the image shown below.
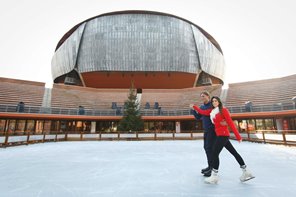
[0,11,296,144]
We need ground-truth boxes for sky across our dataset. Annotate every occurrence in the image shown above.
[0,0,295,87]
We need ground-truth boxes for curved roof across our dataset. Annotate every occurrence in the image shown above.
[52,10,225,88]
[55,10,223,54]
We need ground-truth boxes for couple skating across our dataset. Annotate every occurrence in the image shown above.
[191,91,255,184]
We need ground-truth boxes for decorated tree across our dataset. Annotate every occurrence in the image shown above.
[118,83,144,131]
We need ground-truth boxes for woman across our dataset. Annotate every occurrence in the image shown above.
[191,96,254,184]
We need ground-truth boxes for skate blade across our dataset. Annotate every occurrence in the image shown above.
[241,176,255,182]
[204,180,218,184]
[205,181,218,184]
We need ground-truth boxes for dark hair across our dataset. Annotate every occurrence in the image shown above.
[200,91,210,98]
[211,96,223,115]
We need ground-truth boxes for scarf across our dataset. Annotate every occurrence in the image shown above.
[210,107,219,123]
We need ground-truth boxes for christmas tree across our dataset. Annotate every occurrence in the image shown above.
[118,82,144,131]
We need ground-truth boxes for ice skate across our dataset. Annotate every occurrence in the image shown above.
[203,167,212,177]
[204,169,218,184]
[201,166,210,174]
[240,166,255,182]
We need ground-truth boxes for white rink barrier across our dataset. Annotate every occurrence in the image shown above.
[1,130,296,147]
[8,136,27,143]
[0,137,5,143]
[29,135,44,141]
[230,130,296,145]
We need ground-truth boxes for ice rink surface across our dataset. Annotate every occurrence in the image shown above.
[0,140,295,197]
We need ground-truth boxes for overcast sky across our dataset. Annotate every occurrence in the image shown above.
[0,0,295,87]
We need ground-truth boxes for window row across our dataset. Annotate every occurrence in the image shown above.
[0,118,293,136]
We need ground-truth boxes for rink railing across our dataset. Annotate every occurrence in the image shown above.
[0,102,295,116]
[0,130,204,148]
[1,130,296,148]
[230,130,296,146]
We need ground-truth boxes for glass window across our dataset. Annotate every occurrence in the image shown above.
[50,120,60,133]
[15,120,26,135]
[144,122,150,132]
[238,120,247,133]
[68,121,76,133]
[180,120,200,132]
[35,120,44,134]
[76,121,83,132]
[256,119,264,130]
[144,121,158,132]
[144,121,176,132]
[25,120,35,134]
[96,121,118,132]
[60,121,68,133]
[162,121,175,132]
[0,119,6,136]
[265,119,275,130]
[43,121,51,134]
[288,118,296,130]
[233,120,239,132]
[7,120,16,135]
[153,121,163,132]
[83,121,91,133]
[246,119,256,132]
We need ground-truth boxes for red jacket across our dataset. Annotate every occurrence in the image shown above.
[193,105,242,141]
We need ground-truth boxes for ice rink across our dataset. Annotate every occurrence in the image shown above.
[0,140,295,197]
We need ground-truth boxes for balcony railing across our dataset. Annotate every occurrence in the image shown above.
[0,102,295,116]
[227,102,295,113]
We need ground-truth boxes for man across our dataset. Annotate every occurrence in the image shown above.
[191,91,216,177]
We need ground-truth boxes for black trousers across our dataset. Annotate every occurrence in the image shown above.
[204,130,217,167]
[211,136,245,170]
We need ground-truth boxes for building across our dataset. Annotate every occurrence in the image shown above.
[51,10,225,89]
[0,11,296,141]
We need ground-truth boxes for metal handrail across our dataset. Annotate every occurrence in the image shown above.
[0,102,295,116]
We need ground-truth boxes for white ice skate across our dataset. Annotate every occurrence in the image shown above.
[204,169,219,184]
[240,167,255,182]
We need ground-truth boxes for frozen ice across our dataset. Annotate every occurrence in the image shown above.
[0,140,295,197]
